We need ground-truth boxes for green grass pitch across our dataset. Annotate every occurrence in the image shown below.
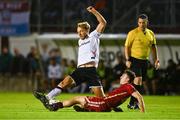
[0,92,180,120]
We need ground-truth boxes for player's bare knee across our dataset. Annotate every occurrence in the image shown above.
[73,96,83,103]
[59,76,75,89]
[91,87,105,97]
[73,96,86,105]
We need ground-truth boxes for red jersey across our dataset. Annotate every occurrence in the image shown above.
[105,83,136,108]
[84,83,136,112]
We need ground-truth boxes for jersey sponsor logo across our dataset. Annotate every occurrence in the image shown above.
[79,40,90,47]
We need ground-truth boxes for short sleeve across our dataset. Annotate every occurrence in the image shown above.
[127,84,136,94]
[125,31,134,47]
[89,30,101,38]
[152,33,156,45]
[149,30,156,45]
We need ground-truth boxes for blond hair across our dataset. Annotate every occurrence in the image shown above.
[77,22,90,30]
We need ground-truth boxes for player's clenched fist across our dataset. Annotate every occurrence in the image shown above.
[87,6,96,13]
[126,60,131,68]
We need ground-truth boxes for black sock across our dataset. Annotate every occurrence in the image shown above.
[56,102,63,108]
[56,86,63,91]
[52,102,63,111]
[129,84,142,106]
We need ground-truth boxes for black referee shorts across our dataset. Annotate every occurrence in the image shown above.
[130,57,148,81]
[69,67,102,88]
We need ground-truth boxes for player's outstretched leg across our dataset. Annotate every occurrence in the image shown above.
[33,91,49,109]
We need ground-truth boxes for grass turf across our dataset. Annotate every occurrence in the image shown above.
[0,92,180,120]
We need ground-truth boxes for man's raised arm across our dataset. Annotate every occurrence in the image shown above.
[87,6,107,33]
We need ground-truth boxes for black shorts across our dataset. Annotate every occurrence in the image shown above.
[130,57,148,81]
[69,67,102,88]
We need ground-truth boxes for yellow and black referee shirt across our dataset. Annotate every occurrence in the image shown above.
[125,27,156,60]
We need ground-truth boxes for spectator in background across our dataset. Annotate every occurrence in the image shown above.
[143,61,155,95]
[97,60,106,90]
[27,46,41,89]
[41,44,49,74]
[0,47,13,75]
[27,46,40,73]
[109,55,126,91]
[48,48,62,64]
[150,66,159,95]
[61,58,68,78]
[113,55,126,81]
[174,60,180,93]
[165,59,176,95]
[41,44,49,63]
[10,48,25,76]
[48,58,63,89]
[41,44,50,90]
[54,48,62,64]
[174,53,180,94]
[27,46,36,59]
[104,61,114,92]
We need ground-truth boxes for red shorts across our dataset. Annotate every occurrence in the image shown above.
[84,96,111,112]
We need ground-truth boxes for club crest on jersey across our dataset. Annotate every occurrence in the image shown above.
[91,50,96,59]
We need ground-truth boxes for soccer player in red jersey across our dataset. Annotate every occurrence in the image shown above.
[44,70,145,112]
